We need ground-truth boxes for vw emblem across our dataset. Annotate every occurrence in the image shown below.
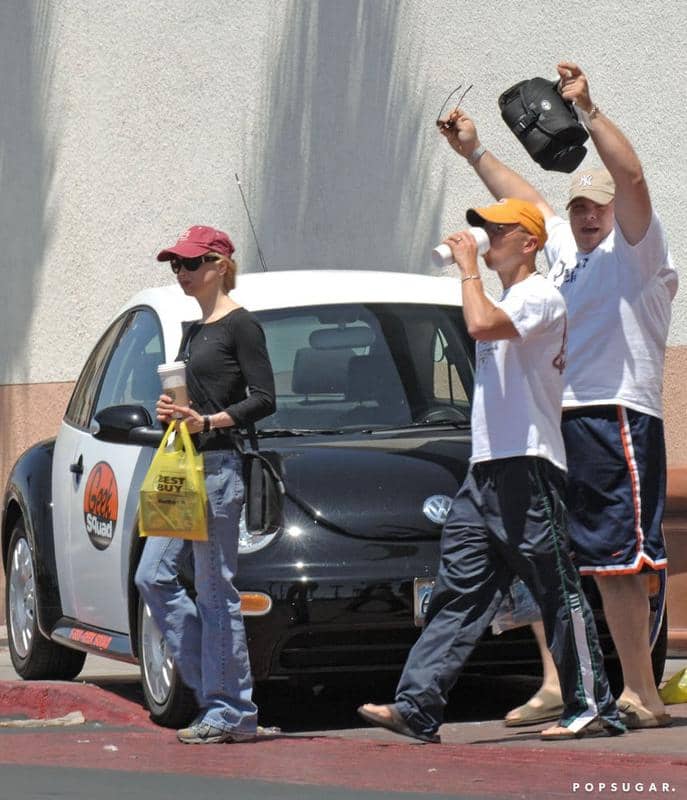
[540,99,552,111]
[422,495,453,526]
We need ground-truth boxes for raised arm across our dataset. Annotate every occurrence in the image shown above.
[557,61,652,245]
[439,110,556,221]
[445,230,519,342]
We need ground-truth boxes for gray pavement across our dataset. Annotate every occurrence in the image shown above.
[0,765,477,800]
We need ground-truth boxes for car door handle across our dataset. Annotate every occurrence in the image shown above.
[69,455,84,475]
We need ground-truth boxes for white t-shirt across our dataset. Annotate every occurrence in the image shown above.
[470,273,567,471]
[545,214,677,418]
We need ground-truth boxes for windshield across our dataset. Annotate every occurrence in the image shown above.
[254,303,474,433]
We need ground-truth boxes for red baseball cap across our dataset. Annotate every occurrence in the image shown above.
[156,225,235,261]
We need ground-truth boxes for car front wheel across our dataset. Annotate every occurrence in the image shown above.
[5,520,86,680]
[137,598,197,728]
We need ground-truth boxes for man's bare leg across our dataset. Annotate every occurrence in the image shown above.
[596,572,666,716]
[505,620,562,724]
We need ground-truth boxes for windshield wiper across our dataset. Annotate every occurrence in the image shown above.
[257,427,347,437]
[363,420,471,434]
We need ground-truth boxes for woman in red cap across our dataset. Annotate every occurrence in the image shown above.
[136,225,276,744]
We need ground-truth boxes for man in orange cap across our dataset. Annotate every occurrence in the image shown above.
[439,61,677,734]
[358,195,624,743]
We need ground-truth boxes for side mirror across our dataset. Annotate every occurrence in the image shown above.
[91,405,163,447]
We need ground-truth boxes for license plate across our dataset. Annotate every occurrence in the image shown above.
[413,577,435,626]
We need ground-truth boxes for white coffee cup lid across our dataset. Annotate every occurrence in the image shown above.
[157,362,186,375]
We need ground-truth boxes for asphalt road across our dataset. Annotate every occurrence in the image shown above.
[0,765,488,800]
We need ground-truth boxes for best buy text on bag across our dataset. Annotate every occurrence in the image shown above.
[139,421,208,540]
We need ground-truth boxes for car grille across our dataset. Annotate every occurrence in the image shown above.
[273,624,605,675]
[278,626,418,672]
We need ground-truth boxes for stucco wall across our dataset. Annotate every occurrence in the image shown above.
[1,1,686,624]
[1,0,685,389]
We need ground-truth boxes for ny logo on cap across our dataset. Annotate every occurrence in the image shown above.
[579,174,594,187]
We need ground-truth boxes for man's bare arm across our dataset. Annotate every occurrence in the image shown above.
[557,61,652,245]
[445,231,519,342]
[439,110,556,221]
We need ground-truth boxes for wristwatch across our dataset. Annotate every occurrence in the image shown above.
[202,415,211,433]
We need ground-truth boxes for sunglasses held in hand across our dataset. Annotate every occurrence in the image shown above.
[436,84,473,130]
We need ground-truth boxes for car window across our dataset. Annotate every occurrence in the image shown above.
[433,327,470,405]
[93,309,164,422]
[254,303,474,431]
[64,317,127,429]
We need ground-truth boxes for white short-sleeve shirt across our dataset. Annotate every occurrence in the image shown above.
[470,273,567,471]
[545,213,677,418]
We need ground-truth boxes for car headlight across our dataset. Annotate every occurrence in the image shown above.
[238,506,279,554]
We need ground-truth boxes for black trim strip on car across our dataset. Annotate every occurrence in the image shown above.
[51,618,136,663]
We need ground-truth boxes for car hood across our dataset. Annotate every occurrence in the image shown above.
[272,432,471,539]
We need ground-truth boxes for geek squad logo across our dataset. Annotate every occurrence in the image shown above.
[83,462,119,550]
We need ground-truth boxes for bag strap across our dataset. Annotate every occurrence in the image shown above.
[232,426,284,494]
[179,322,283,494]
[179,322,215,410]
[513,105,539,136]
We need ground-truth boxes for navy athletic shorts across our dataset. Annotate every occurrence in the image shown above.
[561,405,667,576]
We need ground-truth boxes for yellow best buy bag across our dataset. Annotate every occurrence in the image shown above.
[660,667,687,705]
[139,421,208,540]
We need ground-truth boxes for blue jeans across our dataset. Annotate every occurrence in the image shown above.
[135,450,257,734]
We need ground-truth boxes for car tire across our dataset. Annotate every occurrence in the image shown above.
[137,597,197,728]
[5,520,86,680]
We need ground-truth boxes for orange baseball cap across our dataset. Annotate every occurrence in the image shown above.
[466,198,547,250]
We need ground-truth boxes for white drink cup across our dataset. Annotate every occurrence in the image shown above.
[432,227,490,268]
[157,362,189,417]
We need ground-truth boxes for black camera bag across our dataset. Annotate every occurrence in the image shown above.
[498,77,588,173]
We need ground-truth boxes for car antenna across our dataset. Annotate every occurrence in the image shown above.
[235,173,269,272]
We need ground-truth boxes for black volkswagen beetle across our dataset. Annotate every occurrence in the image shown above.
[2,270,666,725]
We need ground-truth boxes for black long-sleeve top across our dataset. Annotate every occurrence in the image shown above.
[177,308,276,452]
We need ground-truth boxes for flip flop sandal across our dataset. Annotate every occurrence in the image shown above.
[357,704,440,744]
[505,692,564,727]
[540,719,616,741]
[619,701,673,729]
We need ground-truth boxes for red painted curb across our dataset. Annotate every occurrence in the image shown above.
[0,681,154,727]
[1,680,686,798]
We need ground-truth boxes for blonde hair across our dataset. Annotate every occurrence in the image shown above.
[208,253,238,293]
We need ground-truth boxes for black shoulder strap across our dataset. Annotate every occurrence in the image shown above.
[180,321,200,362]
[179,322,213,410]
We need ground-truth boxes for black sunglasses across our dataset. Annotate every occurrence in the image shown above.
[170,254,220,274]
[435,83,473,130]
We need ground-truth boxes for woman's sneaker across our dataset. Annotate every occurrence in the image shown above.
[176,723,256,744]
